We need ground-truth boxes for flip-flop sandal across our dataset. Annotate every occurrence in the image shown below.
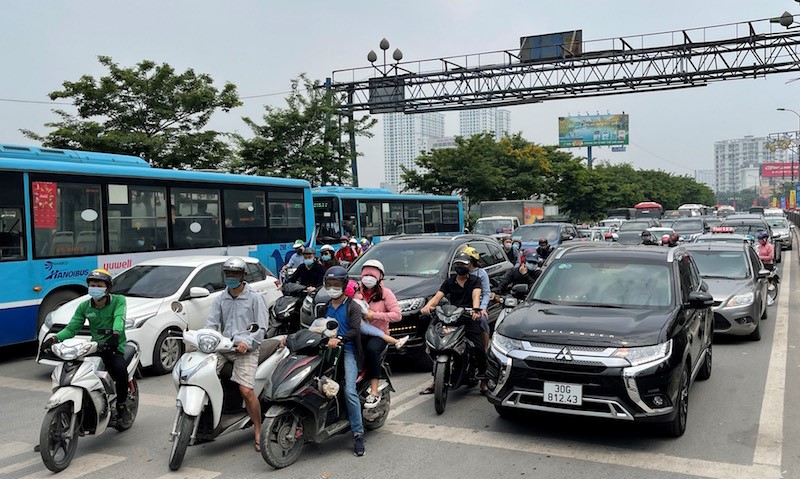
[419,385,435,395]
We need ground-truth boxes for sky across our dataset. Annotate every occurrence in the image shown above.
[2,0,800,187]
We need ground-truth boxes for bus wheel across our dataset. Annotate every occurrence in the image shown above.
[38,290,82,330]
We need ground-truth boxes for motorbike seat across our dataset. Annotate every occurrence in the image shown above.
[122,343,136,366]
[258,339,281,365]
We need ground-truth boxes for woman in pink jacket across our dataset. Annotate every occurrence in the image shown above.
[354,259,408,409]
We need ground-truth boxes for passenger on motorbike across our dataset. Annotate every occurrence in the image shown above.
[537,238,554,260]
[462,246,491,352]
[42,269,131,422]
[282,240,305,273]
[319,244,339,272]
[757,231,775,270]
[419,253,486,395]
[205,257,268,452]
[492,250,542,301]
[501,236,520,265]
[335,236,359,264]
[289,247,325,291]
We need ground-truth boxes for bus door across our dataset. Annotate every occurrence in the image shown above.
[314,196,341,244]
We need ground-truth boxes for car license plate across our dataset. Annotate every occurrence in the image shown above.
[543,382,583,405]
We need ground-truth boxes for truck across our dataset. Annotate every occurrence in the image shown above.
[477,200,559,226]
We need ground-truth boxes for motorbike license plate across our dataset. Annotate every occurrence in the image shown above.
[543,382,583,406]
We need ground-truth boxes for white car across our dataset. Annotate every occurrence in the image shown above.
[37,256,281,375]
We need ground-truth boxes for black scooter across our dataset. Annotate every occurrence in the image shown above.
[267,283,311,338]
[424,303,481,415]
[260,323,393,469]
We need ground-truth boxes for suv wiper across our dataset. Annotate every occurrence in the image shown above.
[532,298,553,304]
[572,303,625,309]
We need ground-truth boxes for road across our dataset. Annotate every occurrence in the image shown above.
[0,246,798,479]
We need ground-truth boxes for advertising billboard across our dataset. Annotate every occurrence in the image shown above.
[760,162,799,178]
[559,114,629,147]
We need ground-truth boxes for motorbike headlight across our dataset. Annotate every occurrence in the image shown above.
[44,312,55,330]
[491,333,523,356]
[125,313,156,329]
[614,340,672,367]
[726,292,754,307]
[197,333,221,354]
[397,297,426,313]
[55,343,79,361]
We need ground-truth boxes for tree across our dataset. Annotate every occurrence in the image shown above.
[236,74,376,186]
[22,56,241,169]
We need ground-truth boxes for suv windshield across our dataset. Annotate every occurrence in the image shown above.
[672,220,703,234]
[350,242,450,276]
[474,219,513,235]
[767,218,788,229]
[691,251,748,279]
[111,265,194,298]
[618,220,652,232]
[514,225,558,242]
[532,260,673,307]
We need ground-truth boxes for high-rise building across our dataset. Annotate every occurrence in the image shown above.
[713,135,788,193]
[383,112,445,189]
[459,108,511,140]
[427,136,457,150]
[694,169,715,192]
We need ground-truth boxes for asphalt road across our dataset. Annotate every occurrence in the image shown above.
[0,246,798,479]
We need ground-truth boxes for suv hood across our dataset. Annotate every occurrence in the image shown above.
[496,302,675,347]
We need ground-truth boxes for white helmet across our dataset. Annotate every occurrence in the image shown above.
[362,259,385,277]
[222,257,247,273]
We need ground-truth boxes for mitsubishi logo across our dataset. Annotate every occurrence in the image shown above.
[555,347,574,361]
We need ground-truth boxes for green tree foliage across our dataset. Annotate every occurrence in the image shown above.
[236,74,376,186]
[22,56,241,169]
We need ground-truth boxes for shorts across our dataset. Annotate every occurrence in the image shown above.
[478,316,490,334]
[216,351,258,389]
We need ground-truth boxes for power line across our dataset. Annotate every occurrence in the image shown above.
[629,141,696,173]
[1,88,308,106]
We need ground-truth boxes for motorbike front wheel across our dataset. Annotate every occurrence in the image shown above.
[40,402,79,472]
[261,408,304,469]
[168,411,196,471]
[767,278,778,306]
[434,360,449,415]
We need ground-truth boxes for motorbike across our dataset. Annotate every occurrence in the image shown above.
[38,332,141,472]
[259,322,393,469]
[268,282,311,338]
[167,326,289,471]
[766,267,780,306]
[424,303,481,415]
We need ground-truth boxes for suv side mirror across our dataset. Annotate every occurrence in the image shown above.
[687,291,714,308]
[189,286,211,299]
[757,269,770,279]
[511,283,529,299]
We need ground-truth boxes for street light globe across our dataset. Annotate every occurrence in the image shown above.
[379,38,390,51]
[367,50,378,63]
[392,48,403,62]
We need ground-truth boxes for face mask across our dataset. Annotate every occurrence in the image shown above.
[512,244,520,252]
[325,287,343,299]
[526,262,537,270]
[304,258,315,267]
[88,286,106,300]
[224,277,241,289]
[454,266,469,276]
[321,254,331,261]
[136,239,145,247]
[361,275,378,289]
[503,243,512,251]
[340,242,348,248]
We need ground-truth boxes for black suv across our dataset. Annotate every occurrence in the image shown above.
[486,245,714,437]
[300,234,515,368]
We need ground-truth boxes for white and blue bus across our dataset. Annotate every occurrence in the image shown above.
[0,144,314,347]
[312,186,464,244]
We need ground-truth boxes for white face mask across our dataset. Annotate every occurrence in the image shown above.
[361,275,378,289]
[325,287,343,299]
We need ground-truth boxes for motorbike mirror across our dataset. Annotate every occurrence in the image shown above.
[325,319,339,331]
[511,283,529,299]
[757,269,770,279]
[247,323,260,333]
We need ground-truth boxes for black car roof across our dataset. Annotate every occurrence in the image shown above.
[384,234,490,243]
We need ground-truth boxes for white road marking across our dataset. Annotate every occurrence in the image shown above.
[0,441,31,460]
[152,467,221,479]
[385,420,782,479]
[18,453,124,479]
[0,458,38,475]
[389,391,431,419]
[753,259,790,467]
[0,376,176,409]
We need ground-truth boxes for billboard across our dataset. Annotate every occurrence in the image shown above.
[520,30,583,62]
[559,114,629,147]
[760,162,799,178]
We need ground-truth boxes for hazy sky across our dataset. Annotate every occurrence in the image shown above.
[2,0,800,187]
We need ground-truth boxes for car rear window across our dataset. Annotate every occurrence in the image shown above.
[513,225,558,242]
[691,251,748,279]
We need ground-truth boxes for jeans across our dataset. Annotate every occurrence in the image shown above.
[362,336,386,381]
[98,351,128,405]
[343,348,364,435]
[360,322,385,338]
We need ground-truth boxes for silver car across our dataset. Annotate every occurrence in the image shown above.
[765,217,793,251]
[684,243,768,341]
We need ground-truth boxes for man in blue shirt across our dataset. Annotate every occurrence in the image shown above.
[282,239,306,274]
[461,246,491,355]
[321,266,366,457]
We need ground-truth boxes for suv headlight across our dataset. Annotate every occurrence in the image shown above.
[726,292,754,307]
[125,313,156,329]
[614,340,672,366]
[397,297,425,313]
[491,333,523,356]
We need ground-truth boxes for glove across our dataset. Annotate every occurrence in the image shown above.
[103,333,120,353]
[41,336,57,353]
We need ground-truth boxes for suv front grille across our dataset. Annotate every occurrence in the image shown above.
[524,358,607,374]
[713,313,731,331]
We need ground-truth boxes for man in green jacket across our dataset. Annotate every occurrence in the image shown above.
[42,269,130,421]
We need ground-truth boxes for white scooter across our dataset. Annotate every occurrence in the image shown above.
[168,327,289,471]
[38,333,140,472]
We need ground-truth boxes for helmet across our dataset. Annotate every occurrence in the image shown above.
[324,266,349,283]
[302,247,316,255]
[339,235,349,242]
[362,259,385,277]
[757,231,769,240]
[320,244,335,253]
[453,252,471,266]
[523,250,542,264]
[86,269,113,286]
[222,257,247,273]
[360,238,369,245]
[292,239,305,249]
[461,246,480,262]
[349,237,358,244]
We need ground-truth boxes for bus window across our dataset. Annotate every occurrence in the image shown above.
[268,191,305,243]
[341,199,358,237]
[0,173,25,261]
[442,203,460,232]
[403,203,423,234]
[32,181,104,258]
[224,190,266,228]
[423,203,442,233]
[171,188,222,248]
[108,184,168,252]
[314,196,340,241]
[360,202,382,237]
[383,202,403,235]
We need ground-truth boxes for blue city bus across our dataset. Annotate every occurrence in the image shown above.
[312,186,464,244]
[0,144,314,347]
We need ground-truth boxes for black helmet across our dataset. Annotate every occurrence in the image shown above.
[453,252,471,266]
[86,269,113,287]
[325,266,348,283]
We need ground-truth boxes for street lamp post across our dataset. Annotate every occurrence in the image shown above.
[776,107,799,186]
